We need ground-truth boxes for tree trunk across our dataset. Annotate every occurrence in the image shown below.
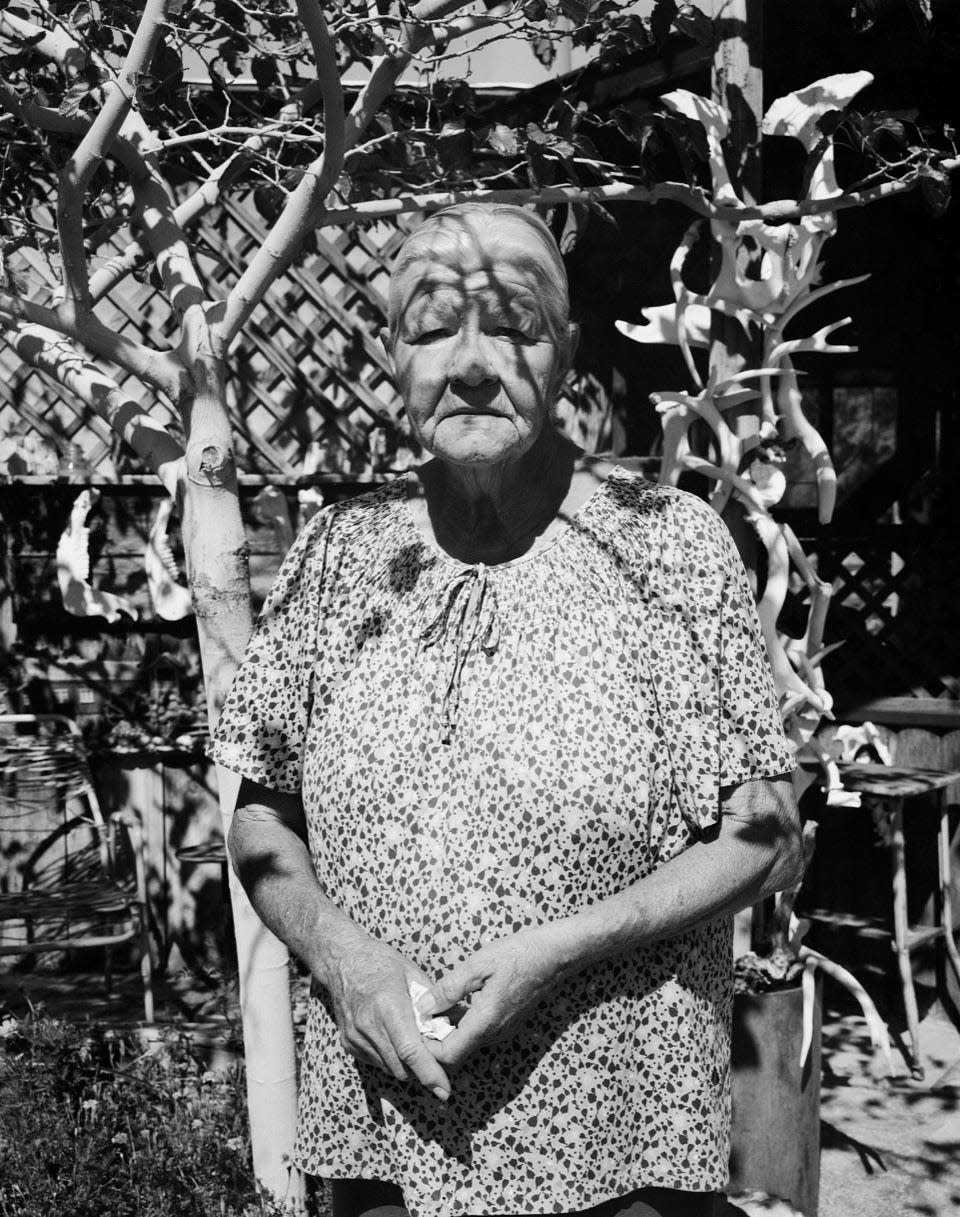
[180,383,304,1211]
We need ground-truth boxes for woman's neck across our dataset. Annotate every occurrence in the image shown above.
[415,430,583,565]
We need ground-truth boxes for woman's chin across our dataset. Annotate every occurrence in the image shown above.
[440,446,515,467]
[428,419,531,468]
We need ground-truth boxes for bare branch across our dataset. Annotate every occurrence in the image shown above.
[315,155,960,228]
[159,124,294,149]
[3,83,206,323]
[86,79,327,306]
[342,0,477,150]
[317,180,713,226]
[218,2,345,348]
[7,320,185,496]
[131,172,209,316]
[56,0,169,313]
[0,289,183,400]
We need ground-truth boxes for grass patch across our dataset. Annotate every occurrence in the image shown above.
[0,1005,321,1217]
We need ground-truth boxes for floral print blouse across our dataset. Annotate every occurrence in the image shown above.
[211,467,794,1217]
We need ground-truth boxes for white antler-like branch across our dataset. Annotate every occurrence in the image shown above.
[57,489,138,623]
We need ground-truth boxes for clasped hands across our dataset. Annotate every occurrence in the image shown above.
[323,924,572,1103]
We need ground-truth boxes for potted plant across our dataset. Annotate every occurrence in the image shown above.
[727,823,896,1217]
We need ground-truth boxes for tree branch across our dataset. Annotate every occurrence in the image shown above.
[86,78,329,306]
[7,321,185,496]
[0,289,183,400]
[2,88,207,319]
[56,0,169,313]
[316,180,713,225]
[216,0,495,347]
[122,131,208,315]
[342,0,476,151]
[0,8,85,77]
[315,157,960,228]
[217,2,345,348]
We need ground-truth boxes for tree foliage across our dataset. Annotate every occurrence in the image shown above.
[1,0,956,337]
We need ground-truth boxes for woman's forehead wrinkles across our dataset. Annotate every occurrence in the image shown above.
[401,267,542,313]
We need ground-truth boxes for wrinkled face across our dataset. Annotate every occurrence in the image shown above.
[386,218,571,468]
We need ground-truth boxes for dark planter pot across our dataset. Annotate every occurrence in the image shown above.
[729,975,823,1217]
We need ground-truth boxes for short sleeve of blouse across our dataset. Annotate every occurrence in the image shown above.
[208,505,334,793]
[637,487,794,834]
[710,511,795,788]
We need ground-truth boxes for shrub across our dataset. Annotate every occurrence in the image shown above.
[0,1007,318,1217]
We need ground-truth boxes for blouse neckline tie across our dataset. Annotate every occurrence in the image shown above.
[420,563,501,743]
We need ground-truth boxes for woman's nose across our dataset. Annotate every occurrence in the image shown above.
[449,327,496,386]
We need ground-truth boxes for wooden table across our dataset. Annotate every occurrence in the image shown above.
[835,761,960,1076]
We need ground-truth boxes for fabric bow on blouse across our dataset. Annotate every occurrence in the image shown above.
[419,563,502,744]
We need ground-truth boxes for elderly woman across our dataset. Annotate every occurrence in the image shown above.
[212,203,803,1217]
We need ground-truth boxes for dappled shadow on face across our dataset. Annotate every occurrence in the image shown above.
[388,210,574,453]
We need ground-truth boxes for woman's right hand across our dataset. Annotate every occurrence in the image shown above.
[321,927,452,1103]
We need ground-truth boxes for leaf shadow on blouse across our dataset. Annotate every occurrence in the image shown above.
[352,956,675,1168]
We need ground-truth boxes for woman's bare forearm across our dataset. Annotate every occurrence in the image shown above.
[546,774,803,977]
[424,775,804,1065]
[227,780,369,985]
[229,778,455,1095]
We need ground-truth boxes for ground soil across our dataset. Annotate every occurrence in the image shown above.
[1,965,958,1217]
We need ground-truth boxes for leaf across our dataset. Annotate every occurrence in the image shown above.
[217,33,248,75]
[870,115,907,145]
[252,185,284,223]
[557,0,592,20]
[431,77,475,116]
[59,80,94,119]
[814,110,844,138]
[546,134,576,158]
[437,120,470,172]
[251,54,278,91]
[525,142,556,189]
[674,3,714,44]
[488,124,519,156]
[587,200,618,229]
[919,164,951,216]
[213,0,245,30]
[525,121,549,146]
[650,0,678,47]
[531,35,556,68]
[557,203,588,255]
[150,40,183,97]
[572,131,599,159]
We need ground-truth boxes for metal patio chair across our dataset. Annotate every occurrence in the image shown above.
[0,713,154,1021]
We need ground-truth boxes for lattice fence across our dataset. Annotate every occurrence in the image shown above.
[0,192,613,478]
[806,521,960,709]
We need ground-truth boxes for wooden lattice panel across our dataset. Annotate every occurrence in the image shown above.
[813,523,960,708]
[0,196,612,478]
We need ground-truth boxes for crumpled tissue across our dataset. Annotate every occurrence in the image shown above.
[408,981,455,1042]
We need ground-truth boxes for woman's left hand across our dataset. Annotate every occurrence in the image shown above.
[418,925,574,1069]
